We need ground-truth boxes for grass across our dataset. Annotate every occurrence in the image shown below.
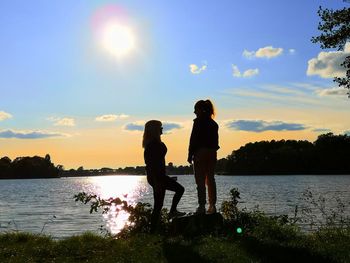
[1,227,350,263]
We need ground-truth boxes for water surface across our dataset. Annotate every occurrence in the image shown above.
[0,175,349,238]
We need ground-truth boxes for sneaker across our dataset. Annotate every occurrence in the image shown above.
[169,210,186,219]
[207,205,217,214]
[195,206,206,215]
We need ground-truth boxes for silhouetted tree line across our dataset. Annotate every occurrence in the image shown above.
[216,133,350,175]
[61,162,193,177]
[0,154,59,179]
[2,133,349,179]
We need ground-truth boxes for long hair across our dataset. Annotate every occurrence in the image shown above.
[142,120,162,148]
[194,99,216,118]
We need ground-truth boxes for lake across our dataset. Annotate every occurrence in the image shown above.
[1,175,349,238]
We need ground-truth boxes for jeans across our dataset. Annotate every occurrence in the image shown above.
[148,175,184,233]
[194,148,217,207]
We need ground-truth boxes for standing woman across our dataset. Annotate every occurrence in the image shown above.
[188,100,219,214]
[143,120,185,233]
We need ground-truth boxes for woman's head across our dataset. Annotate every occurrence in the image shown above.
[194,99,215,118]
[142,120,163,148]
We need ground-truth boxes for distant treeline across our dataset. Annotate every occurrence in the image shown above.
[0,154,59,179]
[61,163,193,177]
[216,133,350,175]
[1,133,350,179]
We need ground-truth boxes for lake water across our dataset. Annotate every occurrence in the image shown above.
[0,175,349,238]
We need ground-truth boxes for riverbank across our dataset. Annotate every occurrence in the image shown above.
[1,228,349,263]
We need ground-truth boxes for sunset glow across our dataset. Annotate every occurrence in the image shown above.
[1,1,349,169]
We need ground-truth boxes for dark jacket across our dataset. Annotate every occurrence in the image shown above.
[144,140,167,185]
[188,117,219,158]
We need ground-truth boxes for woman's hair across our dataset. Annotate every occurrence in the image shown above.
[194,99,216,118]
[142,120,162,148]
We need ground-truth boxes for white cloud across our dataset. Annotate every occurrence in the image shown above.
[315,87,349,97]
[256,46,283,58]
[232,64,259,78]
[0,111,12,121]
[307,42,350,78]
[189,64,207,74]
[48,117,75,127]
[95,114,129,122]
[232,65,241,77]
[289,49,296,54]
[243,46,283,59]
[54,118,75,126]
[242,49,255,59]
[243,68,259,77]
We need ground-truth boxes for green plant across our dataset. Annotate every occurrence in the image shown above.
[299,188,350,230]
[74,192,170,237]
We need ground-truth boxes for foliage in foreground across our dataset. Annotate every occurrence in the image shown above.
[1,188,349,262]
[72,187,350,262]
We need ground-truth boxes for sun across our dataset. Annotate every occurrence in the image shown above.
[101,22,135,58]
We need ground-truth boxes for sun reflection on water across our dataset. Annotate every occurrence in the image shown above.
[87,176,149,234]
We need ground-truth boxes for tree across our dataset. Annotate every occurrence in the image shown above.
[45,154,51,162]
[311,4,350,96]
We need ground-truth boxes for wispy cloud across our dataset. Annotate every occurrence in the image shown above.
[307,42,349,78]
[0,129,67,139]
[315,87,348,97]
[226,120,307,132]
[95,114,129,122]
[312,128,332,133]
[232,65,259,78]
[0,111,12,121]
[243,46,283,59]
[48,117,75,127]
[124,122,144,132]
[162,122,183,133]
[223,82,348,108]
[189,63,207,74]
[124,122,183,133]
[289,49,296,54]
[242,49,255,59]
[55,118,75,127]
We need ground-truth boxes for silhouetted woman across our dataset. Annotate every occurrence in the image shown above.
[143,120,185,233]
[188,100,219,214]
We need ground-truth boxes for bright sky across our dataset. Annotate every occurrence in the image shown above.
[1,0,349,169]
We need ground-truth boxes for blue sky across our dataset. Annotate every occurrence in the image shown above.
[1,0,349,168]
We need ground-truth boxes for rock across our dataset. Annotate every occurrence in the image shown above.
[170,213,223,236]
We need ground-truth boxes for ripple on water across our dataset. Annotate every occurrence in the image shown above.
[0,175,350,238]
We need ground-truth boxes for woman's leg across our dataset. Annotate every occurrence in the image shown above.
[206,150,217,208]
[194,150,207,208]
[151,184,165,233]
[163,176,185,212]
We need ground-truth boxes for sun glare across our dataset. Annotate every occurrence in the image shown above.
[101,22,135,58]
[87,176,149,234]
